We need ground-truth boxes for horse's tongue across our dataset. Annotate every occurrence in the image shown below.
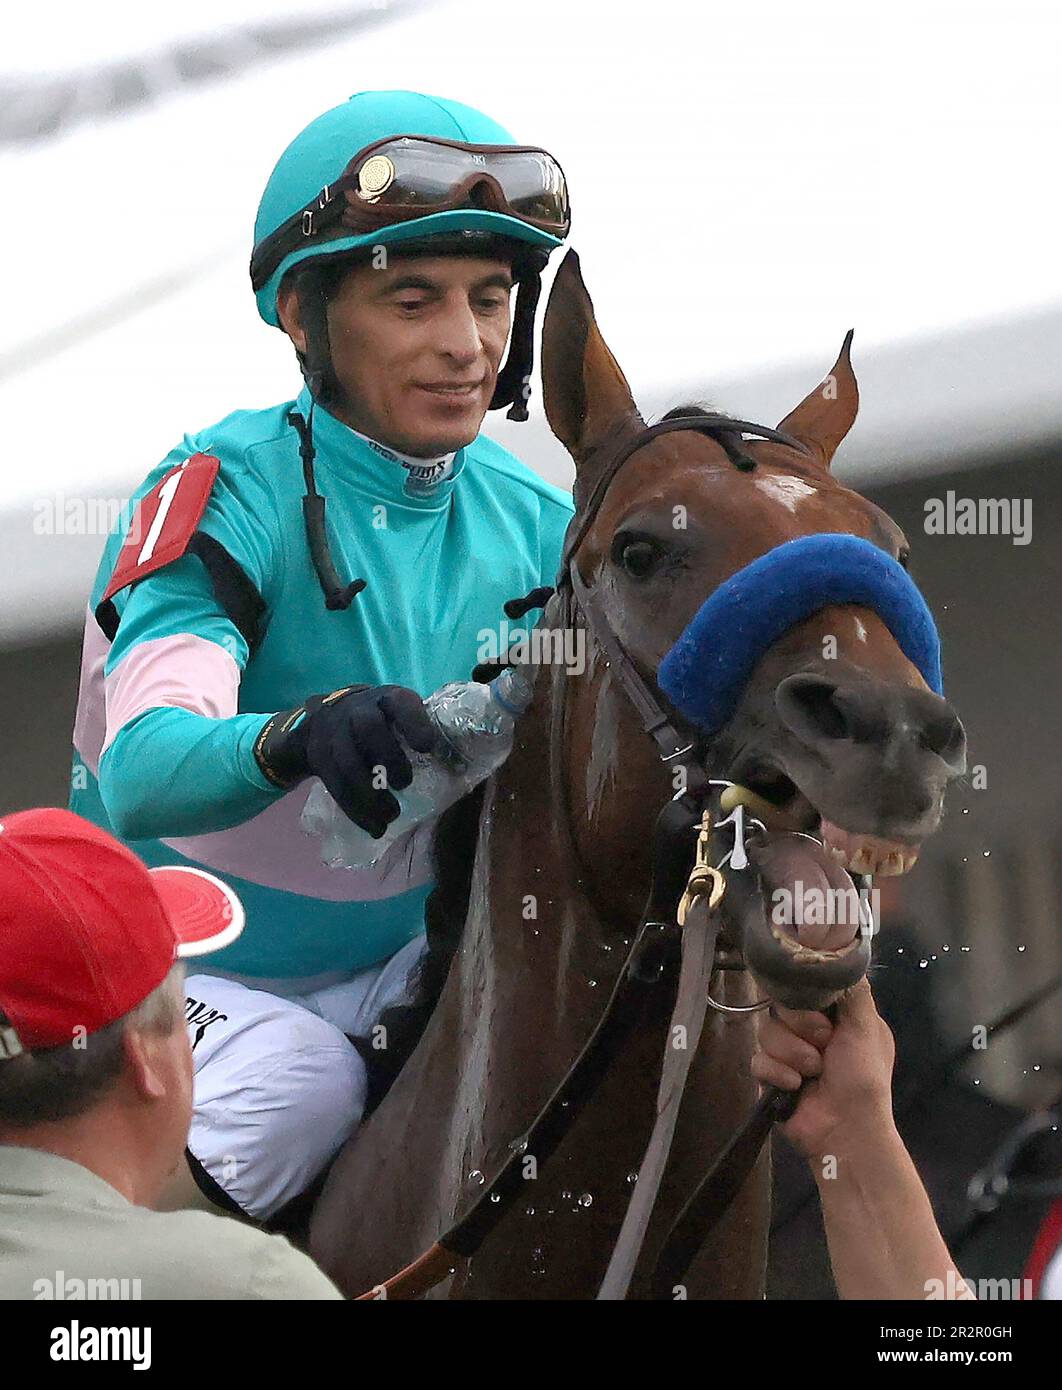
[750,835,861,951]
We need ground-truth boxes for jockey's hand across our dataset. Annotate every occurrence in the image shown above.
[254,684,438,837]
[750,977,896,1164]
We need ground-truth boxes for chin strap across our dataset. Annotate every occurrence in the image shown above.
[296,268,339,405]
[489,255,546,422]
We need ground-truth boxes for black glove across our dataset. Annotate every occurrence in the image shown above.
[253,684,438,838]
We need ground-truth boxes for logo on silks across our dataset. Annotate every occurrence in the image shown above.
[363,438,457,497]
[656,534,943,733]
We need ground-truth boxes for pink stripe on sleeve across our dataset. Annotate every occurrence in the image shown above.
[102,632,242,755]
[72,606,112,776]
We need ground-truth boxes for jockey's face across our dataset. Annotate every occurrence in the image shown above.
[281,254,514,457]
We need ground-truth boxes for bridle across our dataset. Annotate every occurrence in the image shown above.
[554,413,842,1298]
[355,413,870,1300]
[547,411,838,993]
[553,411,807,800]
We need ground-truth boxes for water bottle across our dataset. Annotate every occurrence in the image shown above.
[300,666,534,869]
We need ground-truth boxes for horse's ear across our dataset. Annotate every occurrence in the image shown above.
[776,330,859,469]
[541,249,642,474]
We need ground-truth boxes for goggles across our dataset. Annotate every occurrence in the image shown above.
[251,135,570,291]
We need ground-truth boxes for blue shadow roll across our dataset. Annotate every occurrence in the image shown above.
[657,533,943,736]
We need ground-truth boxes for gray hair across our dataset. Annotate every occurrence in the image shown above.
[0,963,185,1129]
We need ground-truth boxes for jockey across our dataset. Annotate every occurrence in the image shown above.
[68,90,574,1222]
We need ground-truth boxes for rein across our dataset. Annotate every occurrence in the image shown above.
[355,414,839,1300]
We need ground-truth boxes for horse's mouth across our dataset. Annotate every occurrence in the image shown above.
[722,760,921,877]
[715,760,920,1007]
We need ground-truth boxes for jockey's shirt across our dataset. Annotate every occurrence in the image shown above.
[70,385,573,982]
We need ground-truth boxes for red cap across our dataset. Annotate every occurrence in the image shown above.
[0,808,244,1057]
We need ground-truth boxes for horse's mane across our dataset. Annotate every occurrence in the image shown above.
[657,403,760,470]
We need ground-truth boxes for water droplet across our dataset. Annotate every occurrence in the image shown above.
[919,959,928,969]
[961,945,971,952]
[490,1192,501,1204]
[561,1189,572,1201]
[961,808,970,815]
[942,944,950,952]
[468,1169,485,1185]
[588,979,598,988]
[627,1172,639,1185]
[509,1137,528,1154]
[982,850,991,858]
[578,1192,593,1208]
[525,1206,535,1216]
[1018,945,1026,953]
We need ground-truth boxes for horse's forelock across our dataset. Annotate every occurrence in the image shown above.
[658,402,722,422]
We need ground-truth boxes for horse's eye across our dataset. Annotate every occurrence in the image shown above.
[612,535,663,579]
[897,546,911,570]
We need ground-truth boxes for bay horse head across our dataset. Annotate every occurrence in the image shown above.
[540,249,966,1011]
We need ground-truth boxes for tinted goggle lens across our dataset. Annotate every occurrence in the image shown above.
[347,138,569,231]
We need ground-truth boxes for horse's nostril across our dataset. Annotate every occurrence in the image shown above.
[920,707,967,770]
[776,674,892,747]
[775,675,849,744]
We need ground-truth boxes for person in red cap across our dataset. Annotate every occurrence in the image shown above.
[0,808,341,1299]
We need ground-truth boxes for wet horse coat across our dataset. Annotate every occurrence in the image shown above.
[308,250,966,1298]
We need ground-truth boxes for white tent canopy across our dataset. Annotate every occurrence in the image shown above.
[3,0,1061,643]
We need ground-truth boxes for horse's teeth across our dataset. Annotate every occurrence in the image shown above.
[730,806,922,877]
[818,818,922,877]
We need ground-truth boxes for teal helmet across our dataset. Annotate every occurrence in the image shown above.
[253,90,565,329]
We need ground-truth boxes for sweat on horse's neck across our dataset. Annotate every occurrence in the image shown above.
[308,654,769,1299]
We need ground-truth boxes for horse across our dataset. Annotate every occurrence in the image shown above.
[306,249,968,1299]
